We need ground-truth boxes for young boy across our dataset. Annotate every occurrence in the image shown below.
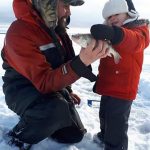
[90,0,149,149]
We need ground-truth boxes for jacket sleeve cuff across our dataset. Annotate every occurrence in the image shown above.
[70,56,97,82]
[66,85,73,93]
[112,26,124,45]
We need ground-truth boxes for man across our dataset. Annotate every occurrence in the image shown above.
[1,0,108,149]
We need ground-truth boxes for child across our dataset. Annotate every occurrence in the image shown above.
[90,0,149,149]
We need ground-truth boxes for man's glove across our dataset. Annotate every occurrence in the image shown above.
[70,93,81,105]
[90,24,124,45]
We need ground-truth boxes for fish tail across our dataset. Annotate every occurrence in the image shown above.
[109,46,122,64]
[114,53,122,64]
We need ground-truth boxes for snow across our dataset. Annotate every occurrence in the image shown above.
[0,26,150,150]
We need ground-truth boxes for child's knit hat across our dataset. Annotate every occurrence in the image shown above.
[102,0,139,20]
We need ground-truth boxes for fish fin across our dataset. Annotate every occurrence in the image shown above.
[108,53,112,57]
[114,53,122,64]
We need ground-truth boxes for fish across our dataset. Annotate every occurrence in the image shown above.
[71,33,121,64]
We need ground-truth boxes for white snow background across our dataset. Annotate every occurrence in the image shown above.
[0,25,150,150]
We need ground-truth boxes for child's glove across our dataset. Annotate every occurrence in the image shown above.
[90,24,124,45]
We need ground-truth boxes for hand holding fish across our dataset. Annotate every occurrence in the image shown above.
[79,39,108,66]
[71,33,121,64]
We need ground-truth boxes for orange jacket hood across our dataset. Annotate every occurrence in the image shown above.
[13,0,43,26]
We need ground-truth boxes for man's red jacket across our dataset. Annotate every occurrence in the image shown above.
[3,0,79,94]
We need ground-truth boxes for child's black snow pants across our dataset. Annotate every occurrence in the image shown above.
[99,96,132,150]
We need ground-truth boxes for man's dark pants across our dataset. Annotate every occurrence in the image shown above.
[11,90,86,144]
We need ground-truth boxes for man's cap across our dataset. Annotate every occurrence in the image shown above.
[64,0,84,6]
[32,0,84,28]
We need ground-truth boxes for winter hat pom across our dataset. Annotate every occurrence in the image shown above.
[102,0,128,19]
